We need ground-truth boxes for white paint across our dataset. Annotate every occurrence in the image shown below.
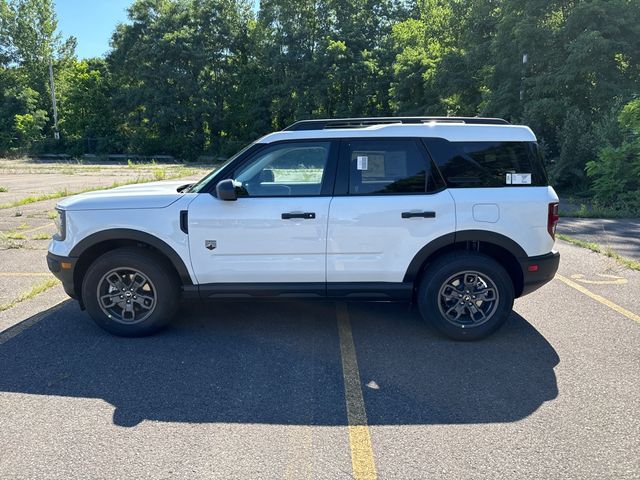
[48,126,558,294]
[472,204,500,223]
[450,186,558,256]
[327,191,456,282]
[187,194,331,283]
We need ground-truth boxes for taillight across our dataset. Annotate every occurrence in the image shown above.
[548,202,559,239]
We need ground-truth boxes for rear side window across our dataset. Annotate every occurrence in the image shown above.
[425,139,548,188]
[344,139,443,194]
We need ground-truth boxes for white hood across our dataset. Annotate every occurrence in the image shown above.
[57,180,192,211]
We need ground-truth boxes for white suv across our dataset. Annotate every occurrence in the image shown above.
[47,117,560,340]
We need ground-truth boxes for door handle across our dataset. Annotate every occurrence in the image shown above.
[282,212,316,220]
[401,211,436,219]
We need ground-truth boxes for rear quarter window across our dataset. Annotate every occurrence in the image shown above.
[424,138,549,188]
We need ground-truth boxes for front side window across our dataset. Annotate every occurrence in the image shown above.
[345,139,435,194]
[234,141,331,197]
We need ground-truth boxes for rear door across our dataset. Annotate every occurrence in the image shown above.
[327,138,456,284]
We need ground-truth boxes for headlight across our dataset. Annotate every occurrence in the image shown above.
[53,208,66,241]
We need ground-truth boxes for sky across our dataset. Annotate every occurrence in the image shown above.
[54,0,132,59]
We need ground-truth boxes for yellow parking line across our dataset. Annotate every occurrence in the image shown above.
[22,223,53,234]
[0,272,52,277]
[336,303,377,480]
[556,274,640,324]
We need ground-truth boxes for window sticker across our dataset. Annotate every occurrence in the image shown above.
[357,155,368,171]
[506,173,532,185]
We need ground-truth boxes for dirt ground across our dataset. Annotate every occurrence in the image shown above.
[0,158,211,309]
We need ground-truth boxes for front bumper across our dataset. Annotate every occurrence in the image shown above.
[519,251,560,297]
[47,252,78,299]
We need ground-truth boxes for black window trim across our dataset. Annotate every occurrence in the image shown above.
[334,137,447,197]
[203,139,340,198]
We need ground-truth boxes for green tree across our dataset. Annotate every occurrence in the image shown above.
[390,0,498,116]
[8,0,75,114]
[0,0,75,152]
[586,99,640,210]
[109,0,252,158]
[256,0,332,126]
[0,75,48,151]
[57,59,120,153]
[486,0,640,189]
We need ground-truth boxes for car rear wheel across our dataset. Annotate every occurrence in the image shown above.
[417,252,514,341]
[82,247,180,337]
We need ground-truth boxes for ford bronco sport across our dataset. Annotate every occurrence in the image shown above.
[47,117,560,340]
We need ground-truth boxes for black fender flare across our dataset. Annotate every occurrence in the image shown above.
[403,230,527,283]
[69,228,193,285]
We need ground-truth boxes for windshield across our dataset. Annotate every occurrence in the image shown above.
[188,142,257,193]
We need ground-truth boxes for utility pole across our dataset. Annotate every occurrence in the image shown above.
[48,59,60,140]
[519,53,528,122]
[520,53,528,102]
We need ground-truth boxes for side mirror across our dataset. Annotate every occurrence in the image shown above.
[216,179,237,201]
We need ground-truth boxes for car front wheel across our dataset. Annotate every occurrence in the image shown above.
[82,247,180,337]
[417,252,515,341]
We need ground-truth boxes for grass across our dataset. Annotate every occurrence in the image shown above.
[47,210,58,219]
[559,207,638,219]
[153,167,167,181]
[31,233,51,240]
[1,231,27,240]
[128,158,157,169]
[0,278,59,312]
[0,189,71,209]
[0,186,8,192]
[557,233,640,271]
[0,168,200,210]
[559,198,640,219]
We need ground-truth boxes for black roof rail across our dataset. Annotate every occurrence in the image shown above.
[283,116,510,131]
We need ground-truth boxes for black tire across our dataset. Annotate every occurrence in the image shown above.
[82,247,180,337]
[417,252,514,341]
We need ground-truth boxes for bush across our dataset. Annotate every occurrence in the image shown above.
[550,108,597,190]
[586,100,640,211]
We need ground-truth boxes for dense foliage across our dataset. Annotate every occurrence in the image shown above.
[586,99,640,210]
[1,0,639,200]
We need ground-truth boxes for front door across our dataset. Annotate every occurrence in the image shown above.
[188,140,337,286]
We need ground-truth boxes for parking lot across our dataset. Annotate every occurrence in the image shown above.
[0,158,208,306]
[0,161,638,479]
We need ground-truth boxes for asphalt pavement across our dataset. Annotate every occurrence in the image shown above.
[558,217,640,261]
[0,240,638,480]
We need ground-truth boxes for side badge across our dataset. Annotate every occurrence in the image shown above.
[205,240,217,251]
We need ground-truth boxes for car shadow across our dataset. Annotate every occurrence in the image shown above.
[0,300,558,427]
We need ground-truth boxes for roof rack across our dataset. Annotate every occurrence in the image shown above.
[283,116,510,131]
